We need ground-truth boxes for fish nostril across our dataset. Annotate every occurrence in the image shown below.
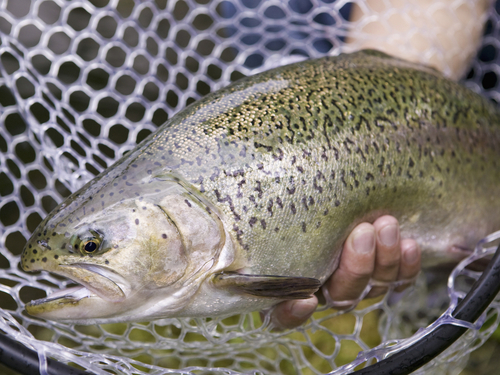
[36,240,52,250]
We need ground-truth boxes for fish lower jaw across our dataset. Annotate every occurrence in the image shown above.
[28,285,94,307]
[25,285,99,320]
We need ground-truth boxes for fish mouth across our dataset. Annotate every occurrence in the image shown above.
[26,263,129,317]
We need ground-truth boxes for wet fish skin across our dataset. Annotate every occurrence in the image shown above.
[20,50,500,323]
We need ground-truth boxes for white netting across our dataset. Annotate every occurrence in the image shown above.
[1,1,500,374]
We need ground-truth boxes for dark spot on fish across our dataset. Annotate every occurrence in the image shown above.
[42,257,47,263]
[254,181,263,198]
[249,217,257,227]
[61,243,66,249]
[340,170,347,186]
[142,206,147,210]
[290,203,296,215]
[135,219,139,225]
[33,249,37,254]
[38,233,41,237]
[260,219,267,229]
[335,200,340,207]
[30,259,35,263]
[302,222,306,232]
[162,234,167,239]
[54,255,59,259]
[185,199,192,207]
[276,197,283,209]
[302,196,309,210]
[274,227,279,232]
[267,199,273,216]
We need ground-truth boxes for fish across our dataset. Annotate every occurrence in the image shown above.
[20,50,500,324]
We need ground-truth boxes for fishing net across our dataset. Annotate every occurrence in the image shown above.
[1,0,500,374]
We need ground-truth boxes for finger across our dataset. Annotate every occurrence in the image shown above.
[367,216,401,298]
[324,223,376,305]
[395,238,421,292]
[267,296,318,330]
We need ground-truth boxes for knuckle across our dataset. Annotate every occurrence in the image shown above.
[344,267,373,280]
[376,258,400,270]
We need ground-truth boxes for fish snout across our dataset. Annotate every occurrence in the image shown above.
[21,236,64,272]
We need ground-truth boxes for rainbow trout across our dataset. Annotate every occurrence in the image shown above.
[21,50,500,324]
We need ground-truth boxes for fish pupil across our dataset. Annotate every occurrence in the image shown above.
[84,241,98,253]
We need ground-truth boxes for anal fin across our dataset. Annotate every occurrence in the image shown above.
[213,272,321,299]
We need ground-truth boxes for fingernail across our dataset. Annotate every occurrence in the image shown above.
[379,224,398,247]
[290,298,316,319]
[403,244,419,264]
[353,228,375,254]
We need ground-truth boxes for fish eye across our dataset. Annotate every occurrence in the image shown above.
[70,230,104,255]
[80,238,101,254]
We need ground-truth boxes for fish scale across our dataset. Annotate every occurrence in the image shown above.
[20,50,500,323]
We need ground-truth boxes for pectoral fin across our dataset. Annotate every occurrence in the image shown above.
[213,272,321,299]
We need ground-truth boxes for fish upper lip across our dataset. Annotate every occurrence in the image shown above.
[55,263,129,303]
[65,263,130,289]
[28,263,130,309]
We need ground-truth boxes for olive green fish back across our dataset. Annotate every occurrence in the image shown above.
[139,50,500,278]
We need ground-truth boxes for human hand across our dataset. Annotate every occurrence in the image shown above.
[268,215,421,330]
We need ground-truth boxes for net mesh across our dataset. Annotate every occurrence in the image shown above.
[1,0,500,374]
